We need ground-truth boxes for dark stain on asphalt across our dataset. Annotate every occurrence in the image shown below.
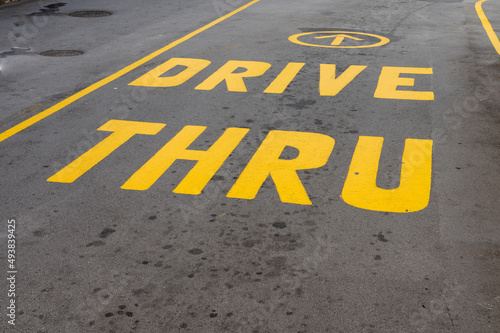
[86,240,105,247]
[189,248,203,255]
[132,284,156,296]
[33,229,47,237]
[272,233,304,251]
[285,99,316,110]
[0,47,36,58]
[243,239,262,248]
[45,3,66,9]
[272,222,287,229]
[106,305,134,319]
[373,232,388,242]
[28,2,66,16]
[266,256,287,276]
[98,228,115,239]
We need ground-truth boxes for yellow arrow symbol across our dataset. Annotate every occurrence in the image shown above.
[314,34,364,46]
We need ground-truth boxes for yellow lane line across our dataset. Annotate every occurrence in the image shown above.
[0,0,262,143]
[476,0,500,54]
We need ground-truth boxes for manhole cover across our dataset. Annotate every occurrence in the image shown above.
[39,50,83,57]
[69,10,111,18]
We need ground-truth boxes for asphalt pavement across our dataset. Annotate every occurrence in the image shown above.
[0,0,499,332]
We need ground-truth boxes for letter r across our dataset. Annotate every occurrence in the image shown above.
[227,130,335,205]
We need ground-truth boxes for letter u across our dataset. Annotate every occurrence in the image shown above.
[341,136,433,213]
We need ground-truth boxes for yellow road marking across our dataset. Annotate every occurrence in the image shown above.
[315,34,363,46]
[289,31,390,49]
[129,58,212,87]
[341,137,433,213]
[227,130,335,205]
[319,64,367,96]
[0,0,262,143]
[48,119,434,211]
[263,62,305,94]
[128,56,435,100]
[374,66,434,101]
[476,0,500,55]
[47,120,165,183]
[195,60,271,92]
[122,126,249,193]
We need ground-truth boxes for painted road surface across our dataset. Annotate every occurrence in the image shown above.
[0,0,499,332]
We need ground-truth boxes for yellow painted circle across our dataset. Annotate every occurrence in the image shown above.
[288,31,390,49]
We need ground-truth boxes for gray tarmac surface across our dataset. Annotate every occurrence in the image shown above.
[0,0,499,332]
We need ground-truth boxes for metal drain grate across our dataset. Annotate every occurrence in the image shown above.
[39,50,83,57]
[69,10,111,18]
